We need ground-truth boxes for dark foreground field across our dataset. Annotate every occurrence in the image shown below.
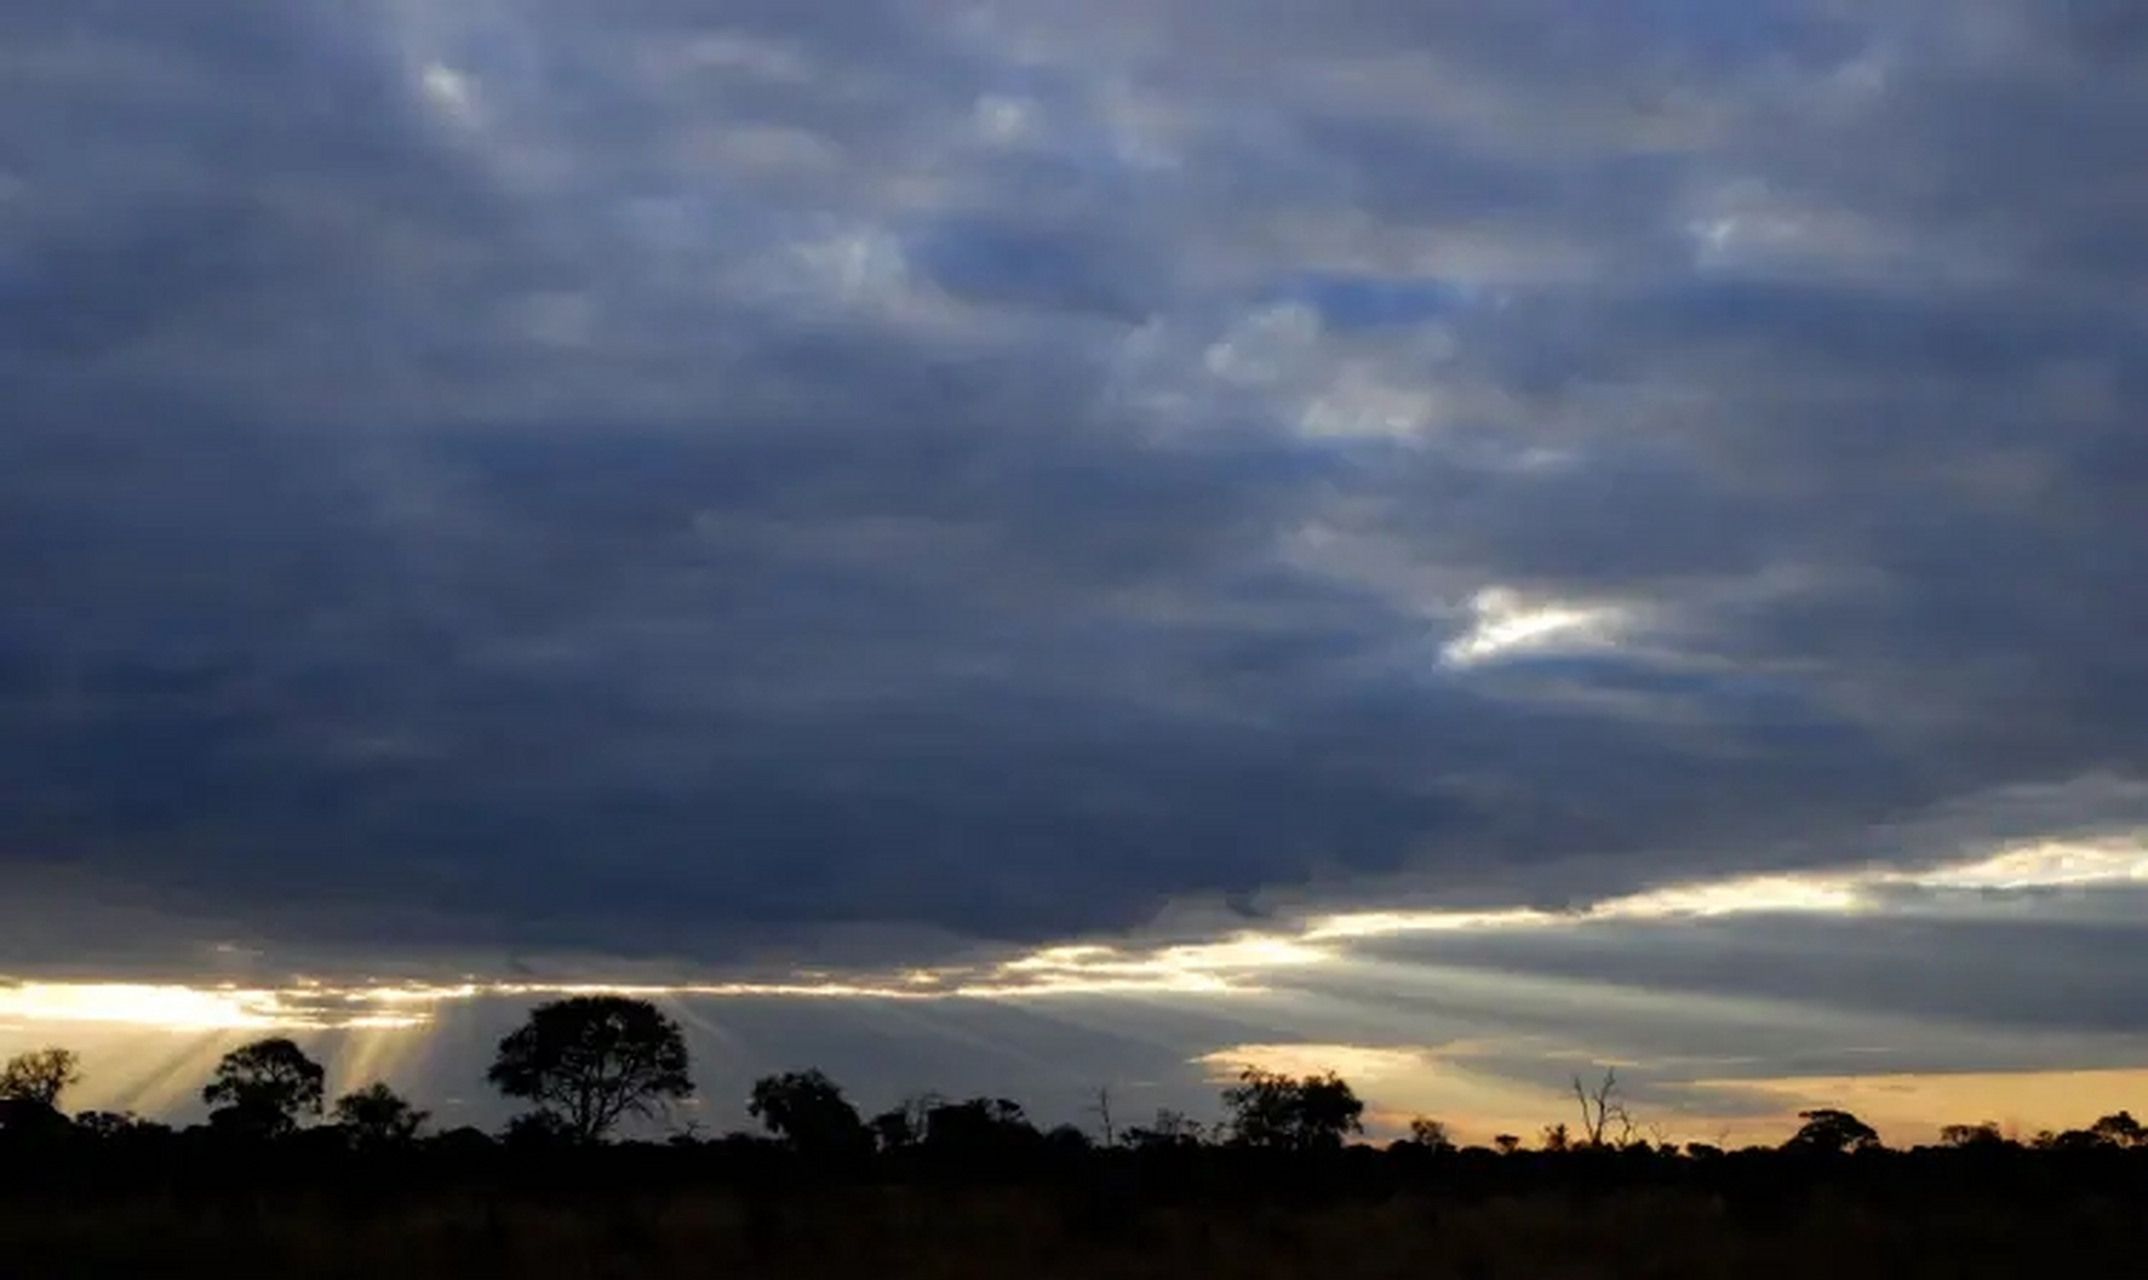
[10,1014,2137,1274]
[4,1180,2143,1279]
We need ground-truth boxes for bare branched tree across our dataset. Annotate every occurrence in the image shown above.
[1087,1086,1117,1147]
[1572,1068,1635,1149]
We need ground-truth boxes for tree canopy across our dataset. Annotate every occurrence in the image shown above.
[0,1047,82,1109]
[749,1069,870,1159]
[1786,1108,1882,1155]
[1220,1068,1364,1151]
[486,995,693,1142]
[202,1038,326,1138]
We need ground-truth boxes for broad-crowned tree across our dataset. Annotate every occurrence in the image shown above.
[487,996,692,1142]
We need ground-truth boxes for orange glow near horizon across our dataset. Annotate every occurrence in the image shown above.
[1690,1068,2148,1149]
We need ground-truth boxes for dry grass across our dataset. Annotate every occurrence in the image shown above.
[0,1184,2131,1278]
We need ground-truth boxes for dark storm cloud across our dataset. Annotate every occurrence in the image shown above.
[1344,908,2148,1044]
[1,0,2144,978]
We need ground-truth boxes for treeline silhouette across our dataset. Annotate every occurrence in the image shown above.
[4,995,2148,1276]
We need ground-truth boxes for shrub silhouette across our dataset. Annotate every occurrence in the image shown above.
[333,1082,430,1147]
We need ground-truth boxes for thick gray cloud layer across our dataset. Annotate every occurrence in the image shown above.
[1,0,2143,972]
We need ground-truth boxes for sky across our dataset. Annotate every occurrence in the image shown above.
[1,0,2146,1146]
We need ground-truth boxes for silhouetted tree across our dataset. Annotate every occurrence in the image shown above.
[1940,1121,2007,1149]
[921,1097,1039,1158]
[748,1069,870,1159]
[502,1109,579,1149]
[0,1047,81,1109]
[1492,1133,1523,1155]
[2089,1110,2147,1147]
[1087,1086,1118,1147]
[1044,1123,1094,1157]
[72,1110,152,1140]
[1221,1068,1363,1150]
[432,1124,499,1158]
[1408,1116,1456,1151]
[202,1038,325,1138]
[333,1082,429,1147]
[486,996,692,1142]
[1572,1069,1634,1148]
[1124,1107,1207,1150]
[1540,1122,1572,1152]
[1785,1108,1881,1154]
[867,1092,943,1152]
[870,1107,917,1152]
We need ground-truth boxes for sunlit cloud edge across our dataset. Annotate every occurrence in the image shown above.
[2,834,2141,1033]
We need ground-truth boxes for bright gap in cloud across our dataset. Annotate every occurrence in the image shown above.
[0,983,431,1032]
[1911,841,2148,891]
[1307,837,2148,942]
[1195,1043,1433,1084]
[1441,587,1632,667]
[3,838,2140,1034]
[419,62,477,120]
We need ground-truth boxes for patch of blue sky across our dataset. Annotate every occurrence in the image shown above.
[1271,272,1476,332]
[903,215,1163,319]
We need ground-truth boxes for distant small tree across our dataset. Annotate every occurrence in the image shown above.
[1540,1122,1572,1152]
[921,1097,1037,1156]
[2089,1111,2147,1147]
[1940,1120,2006,1149]
[868,1092,945,1152]
[1087,1086,1118,1147]
[1407,1116,1455,1151]
[1785,1108,1881,1155]
[748,1069,870,1159]
[870,1106,918,1152]
[1124,1107,1208,1150]
[502,1109,578,1149]
[203,1038,325,1138]
[73,1110,148,1140]
[332,1082,429,1147]
[1221,1068,1363,1151]
[487,996,693,1142]
[0,1048,82,1109]
[1492,1132,1522,1155]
